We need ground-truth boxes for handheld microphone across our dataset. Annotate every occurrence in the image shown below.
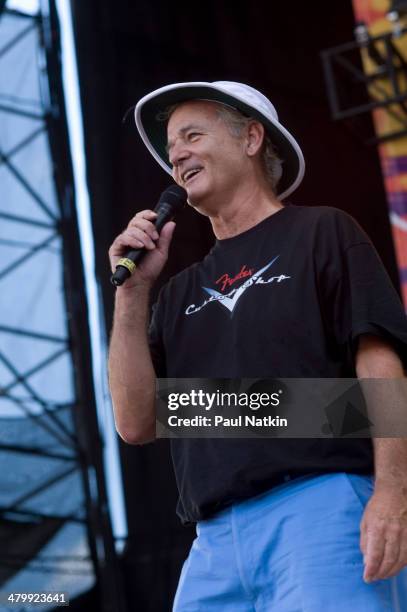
[110,184,187,287]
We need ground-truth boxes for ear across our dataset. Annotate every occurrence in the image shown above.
[246,121,265,156]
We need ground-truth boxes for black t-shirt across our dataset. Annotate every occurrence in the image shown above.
[149,204,407,524]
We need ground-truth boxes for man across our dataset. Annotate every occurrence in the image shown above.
[108,81,407,610]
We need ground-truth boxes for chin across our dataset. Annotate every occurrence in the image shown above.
[185,186,206,207]
[184,174,209,202]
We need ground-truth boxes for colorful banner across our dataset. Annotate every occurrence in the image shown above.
[353,0,407,307]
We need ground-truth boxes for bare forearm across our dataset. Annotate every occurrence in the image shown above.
[108,286,156,444]
[356,334,407,483]
[372,438,407,487]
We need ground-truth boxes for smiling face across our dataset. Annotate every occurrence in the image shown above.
[167,100,255,212]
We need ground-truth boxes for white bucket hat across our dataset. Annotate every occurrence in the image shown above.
[134,80,305,200]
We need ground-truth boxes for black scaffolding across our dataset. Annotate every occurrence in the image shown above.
[0,2,126,610]
[321,25,407,144]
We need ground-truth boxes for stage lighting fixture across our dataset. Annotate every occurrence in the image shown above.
[354,21,369,45]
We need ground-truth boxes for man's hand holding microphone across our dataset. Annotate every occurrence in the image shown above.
[109,185,186,289]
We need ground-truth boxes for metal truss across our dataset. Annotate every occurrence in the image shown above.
[321,26,407,144]
[0,4,125,610]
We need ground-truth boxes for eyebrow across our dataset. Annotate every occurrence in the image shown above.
[166,123,204,154]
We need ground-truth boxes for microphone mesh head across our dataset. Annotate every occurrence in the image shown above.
[158,184,187,210]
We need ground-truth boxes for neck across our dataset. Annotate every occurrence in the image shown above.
[207,182,284,240]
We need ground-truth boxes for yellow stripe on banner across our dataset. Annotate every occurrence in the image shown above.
[117,257,136,274]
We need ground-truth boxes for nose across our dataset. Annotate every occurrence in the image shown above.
[168,139,190,168]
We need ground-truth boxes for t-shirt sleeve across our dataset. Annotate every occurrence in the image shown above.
[341,242,407,365]
[148,291,167,377]
[317,208,407,368]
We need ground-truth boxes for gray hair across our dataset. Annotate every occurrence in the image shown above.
[159,102,283,192]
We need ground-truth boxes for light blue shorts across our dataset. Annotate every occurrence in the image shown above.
[173,472,407,611]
